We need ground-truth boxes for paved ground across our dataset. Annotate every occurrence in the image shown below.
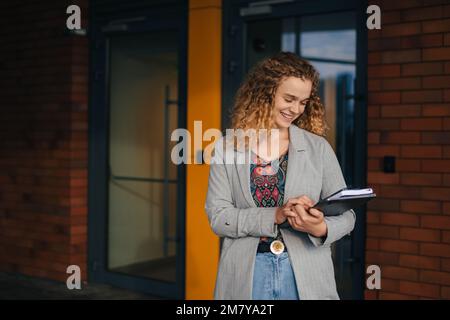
[0,272,162,300]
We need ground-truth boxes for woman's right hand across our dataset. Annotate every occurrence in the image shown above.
[275,195,315,224]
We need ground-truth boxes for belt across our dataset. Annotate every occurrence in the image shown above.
[257,240,287,253]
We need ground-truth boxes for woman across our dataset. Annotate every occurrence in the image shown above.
[204,52,355,300]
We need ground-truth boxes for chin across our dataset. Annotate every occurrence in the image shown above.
[275,116,293,129]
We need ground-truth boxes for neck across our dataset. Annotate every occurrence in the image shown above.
[278,126,289,140]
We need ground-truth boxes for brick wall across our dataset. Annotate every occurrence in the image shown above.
[0,1,89,282]
[366,0,450,299]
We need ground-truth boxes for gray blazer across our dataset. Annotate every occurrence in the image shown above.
[204,124,356,300]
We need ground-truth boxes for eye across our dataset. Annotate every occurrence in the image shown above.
[284,98,293,103]
[300,99,310,106]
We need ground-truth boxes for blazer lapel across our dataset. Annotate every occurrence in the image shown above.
[283,125,308,203]
[235,149,256,208]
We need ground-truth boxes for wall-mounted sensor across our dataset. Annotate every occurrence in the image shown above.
[383,156,395,173]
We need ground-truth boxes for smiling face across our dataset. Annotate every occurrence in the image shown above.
[273,76,313,129]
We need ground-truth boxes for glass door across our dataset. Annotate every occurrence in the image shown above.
[89,12,187,299]
[107,31,179,282]
[223,0,367,299]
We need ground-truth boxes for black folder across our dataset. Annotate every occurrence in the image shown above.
[313,188,376,216]
[279,187,376,228]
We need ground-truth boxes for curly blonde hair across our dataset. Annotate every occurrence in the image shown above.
[230,52,329,141]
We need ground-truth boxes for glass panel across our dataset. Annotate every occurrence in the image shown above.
[300,12,356,62]
[107,31,179,283]
[300,12,356,299]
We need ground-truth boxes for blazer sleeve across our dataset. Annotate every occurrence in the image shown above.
[204,137,278,239]
[308,137,356,247]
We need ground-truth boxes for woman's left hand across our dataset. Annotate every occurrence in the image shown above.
[287,204,328,238]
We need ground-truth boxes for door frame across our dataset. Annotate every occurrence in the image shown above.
[221,0,368,299]
[87,1,188,299]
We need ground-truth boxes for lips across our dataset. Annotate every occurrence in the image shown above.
[280,111,295,121]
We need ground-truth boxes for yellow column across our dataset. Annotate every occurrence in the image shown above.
[186,0,222,299]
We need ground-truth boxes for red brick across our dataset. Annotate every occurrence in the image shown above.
[379,239,419,254]
[402,6,444,21]
[368,145,400,157]
[398,281,440,298]
[401,173,442,186]
[381,77,421,90]
[379,185,421,199]
[401,145,442,158]
[423,47,450,61]
[422,132,450,144]
[380,212,420,227]
[401,118,442,131]
[402,90,442,103]
[381,22,421,37]
[445,89,450,102]
[368,65,401,78]
[442,173,450,187]
[367,211,380,224]
[380,131,420,144]
[422,18,450,33]
[423,76,450,89]
[420,243,450,258]
[382,0,423,11]
[444,202,450,214]
[444,119,450,132]
[421,187,450,200]
[379,292,418,300]
[443,257,450,272]
[364,289,378,300]
[401,200,441,214]
[369,92,401,104]
[380,105,421,117]
[368,105,380,118]
[383,265,419,281]
[368,198,401,212]
[368,159,381,171]
[367,225,400,239]
[422,160,450,172]
[442,287,450,299]
[396,159,421,172]
[368,119,401,130]
[366,250,399,265]
[369,52,382,65]
[369,79,382,91]
[399,227,441,242]
[401,34,443,48]
[421,215,450,230]
[420,270,450,285]
[381,49,421,63]
[443,231,450,243]
[402,62,444,76]
[379,278,400,292]
[366,238,379,250]
[368,132,380,144]
[422,104,450,116]
[399,254,440,270]
[368,172,400,185]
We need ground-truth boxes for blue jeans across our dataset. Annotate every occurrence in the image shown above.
[252,251,300,300]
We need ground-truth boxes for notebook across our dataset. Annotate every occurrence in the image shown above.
[279,187,376,228]
[313,187,376,216]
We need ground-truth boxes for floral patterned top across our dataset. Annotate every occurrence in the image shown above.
[250,150,288,243]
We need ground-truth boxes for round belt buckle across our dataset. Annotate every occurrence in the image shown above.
[270,240,285,255]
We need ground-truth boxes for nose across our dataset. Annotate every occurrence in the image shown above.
[289,103,301,114]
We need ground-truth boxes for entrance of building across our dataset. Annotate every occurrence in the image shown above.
[88,3,187,299]
[222,0,368,299]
